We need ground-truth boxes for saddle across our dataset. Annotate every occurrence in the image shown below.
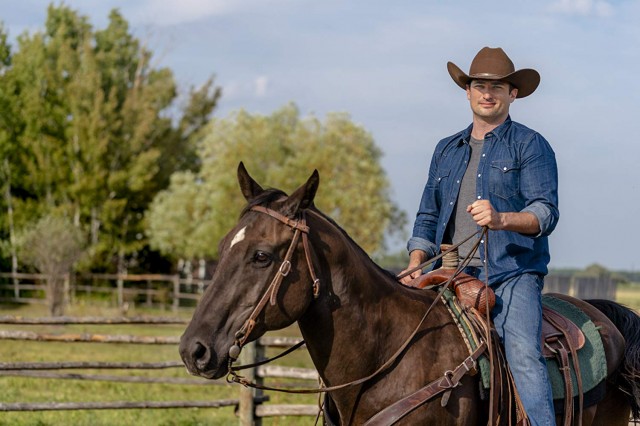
[406,267,587,426]
[542,305,586,426]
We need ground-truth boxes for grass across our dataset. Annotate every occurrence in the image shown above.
[0,302,316,426]
[615,282,640,310]
[3,285,640,426]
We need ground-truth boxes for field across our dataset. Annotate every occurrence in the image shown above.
[2,284,640,425]
[0,302,316,426]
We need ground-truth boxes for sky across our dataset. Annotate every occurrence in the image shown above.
[3,0,640,271]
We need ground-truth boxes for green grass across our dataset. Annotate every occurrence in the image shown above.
[4,285,640,425]
[0,303,317,426]
[615,282,640,311]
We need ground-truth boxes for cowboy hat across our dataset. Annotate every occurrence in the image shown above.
[447,47,540,98]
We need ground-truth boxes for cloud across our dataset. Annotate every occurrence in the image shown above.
[254,76,269,98]
[125,0,301,27]
[125,0,234,26]
[549,0,614,17]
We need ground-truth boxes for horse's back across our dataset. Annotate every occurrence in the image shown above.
[545,293,625,377]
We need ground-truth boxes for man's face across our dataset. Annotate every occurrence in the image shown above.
[466,79,517,124]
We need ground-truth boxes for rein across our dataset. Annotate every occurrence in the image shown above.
[226,204,489,403]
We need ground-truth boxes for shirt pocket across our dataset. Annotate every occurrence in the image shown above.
[435,168,451,193]
[489,161,520,200]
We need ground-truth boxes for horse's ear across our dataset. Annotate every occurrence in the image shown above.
[237,162,264,201]
[282,170,319,216]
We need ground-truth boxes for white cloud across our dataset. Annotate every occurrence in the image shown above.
[126,0,235,26]
[124,0,303,27]
[254,76,269,98]
[549,0,614,17]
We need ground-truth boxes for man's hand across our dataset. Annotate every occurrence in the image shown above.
[399,250,427,285]
[467,200,503,229]
[467,200,540,235]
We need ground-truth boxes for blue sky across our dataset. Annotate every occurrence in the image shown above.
[4,0,640,270]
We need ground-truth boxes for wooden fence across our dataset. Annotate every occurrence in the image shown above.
[0,272,209,312]
[0,316,319,424]
[1,271,619,316]
[543,274,617,299]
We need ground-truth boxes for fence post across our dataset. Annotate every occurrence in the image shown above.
[238,341,261,426]
[117,277,124,310]
[172,276,180,313]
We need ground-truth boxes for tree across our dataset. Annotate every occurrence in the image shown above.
[0,5,220,273]
[18,215,85,316]
[147,103,406,262]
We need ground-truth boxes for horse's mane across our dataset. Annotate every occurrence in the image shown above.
[241,188,397,282]
[306,207,398,282]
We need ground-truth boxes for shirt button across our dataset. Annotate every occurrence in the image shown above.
[450,201,454,205]
[503,167,508,171]
[456,180,460,184]
[480,240,485,244]
[482,154,486,157]
[477,196,481,199]
[477,174,481,178]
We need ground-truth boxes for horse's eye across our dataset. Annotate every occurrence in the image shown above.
[253,251,273,266]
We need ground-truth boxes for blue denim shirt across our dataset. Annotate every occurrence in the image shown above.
[408,116,559,285]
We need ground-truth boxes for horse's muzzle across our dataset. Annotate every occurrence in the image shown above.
[179,337,225,379]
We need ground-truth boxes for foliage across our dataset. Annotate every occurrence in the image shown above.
[0,5,220,273]
[17,215,85,315]
[18,215,85,275]
[147,103,406,260]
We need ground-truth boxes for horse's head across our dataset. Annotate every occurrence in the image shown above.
[179,162,320,379]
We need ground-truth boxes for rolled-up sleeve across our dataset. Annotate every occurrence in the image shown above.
[519,133,559,238]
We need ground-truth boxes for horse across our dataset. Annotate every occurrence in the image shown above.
[180,163,640,425]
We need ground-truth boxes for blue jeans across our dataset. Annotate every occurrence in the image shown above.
[490,273,556,426]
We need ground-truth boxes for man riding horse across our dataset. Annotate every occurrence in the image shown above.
[400,47,558,425]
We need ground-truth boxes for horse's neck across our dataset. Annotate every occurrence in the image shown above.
[297,217,438,383]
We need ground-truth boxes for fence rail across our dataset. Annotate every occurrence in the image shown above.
[0,272,210,312]
[0,316,318,423]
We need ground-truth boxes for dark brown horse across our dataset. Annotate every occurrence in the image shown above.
[180,163,640,425]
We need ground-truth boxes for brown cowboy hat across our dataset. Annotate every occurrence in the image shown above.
[447,47,540,98]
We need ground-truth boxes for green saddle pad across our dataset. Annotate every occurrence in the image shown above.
[542,295,607,400]
[441,290,607,400]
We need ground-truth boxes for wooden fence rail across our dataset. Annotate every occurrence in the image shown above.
[0,272,210,312]
[0,316,319,424]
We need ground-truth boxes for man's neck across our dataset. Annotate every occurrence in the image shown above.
[471,115,508,140]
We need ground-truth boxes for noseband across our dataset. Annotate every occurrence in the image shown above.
[228,205,320,361]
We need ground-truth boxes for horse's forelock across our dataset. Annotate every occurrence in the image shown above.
[240,188,288,217]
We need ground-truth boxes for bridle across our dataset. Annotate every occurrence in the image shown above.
[225,204,486,405]
[227,205,320,362]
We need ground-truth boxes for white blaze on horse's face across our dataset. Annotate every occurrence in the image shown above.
[229,226,247,250]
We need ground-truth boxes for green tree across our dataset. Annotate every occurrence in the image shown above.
[18,215,85,316]
[0,5,220,272]
[147,103,406,262]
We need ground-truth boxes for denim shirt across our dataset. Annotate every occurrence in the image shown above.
[408,116,559,285]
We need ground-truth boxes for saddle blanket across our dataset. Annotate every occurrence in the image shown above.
[542,295,607,400]
[443,290,607,401]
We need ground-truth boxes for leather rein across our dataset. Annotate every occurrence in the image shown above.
[226,205,487,406]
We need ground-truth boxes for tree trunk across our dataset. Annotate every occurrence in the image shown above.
[47,275,66,317]
[2,160,19,296]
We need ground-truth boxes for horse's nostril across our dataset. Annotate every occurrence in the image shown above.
[193,341,206,360]
[192,341,210,369]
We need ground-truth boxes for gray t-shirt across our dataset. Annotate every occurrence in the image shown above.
[445,136,483,266]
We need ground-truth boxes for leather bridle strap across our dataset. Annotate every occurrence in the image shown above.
[251,206,320,297]
[228,206,319,362]
[364,341,487,426]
